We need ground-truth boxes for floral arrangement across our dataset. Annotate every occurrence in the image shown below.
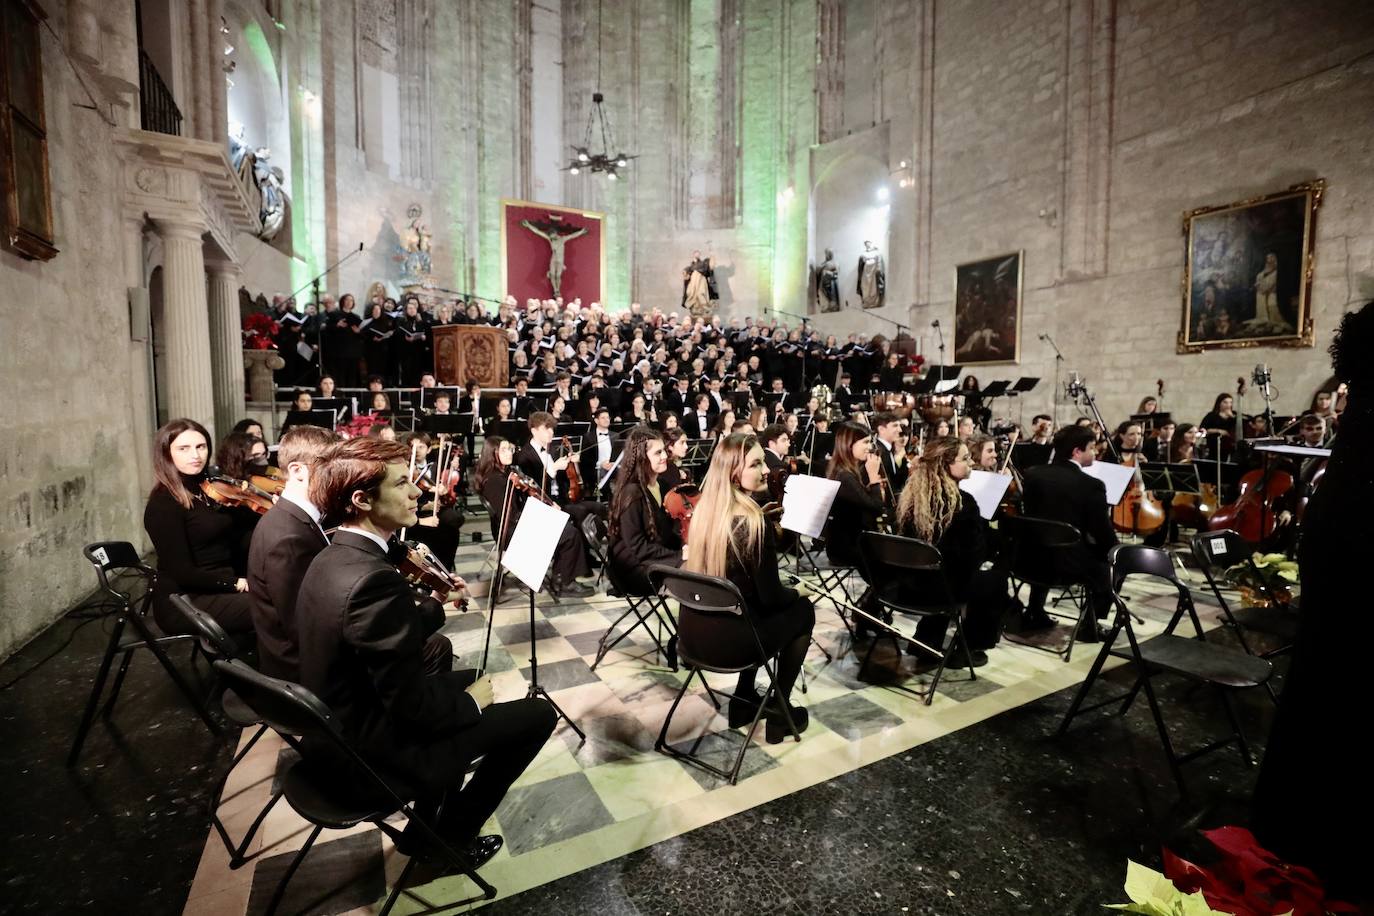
[1225,552,1298,606]
[242,313,280,350]
[1109,827,1355,915]
[337,413,389,439]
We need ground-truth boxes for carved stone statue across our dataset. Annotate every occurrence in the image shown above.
[857,240,886,309]
[815,248,840,313]
[681,249,719,318]
[522,217,588,298]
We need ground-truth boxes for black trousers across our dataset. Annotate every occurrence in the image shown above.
[913,569,1008,651]
[416,668,558,843]
[154,589,255,637]
[678,596,816,699]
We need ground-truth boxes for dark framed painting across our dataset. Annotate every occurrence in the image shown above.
[1178,180,1323,353]
[953,251,1022,365]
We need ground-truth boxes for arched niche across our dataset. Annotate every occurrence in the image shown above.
[225,3,292,196]
[808,125,892,315]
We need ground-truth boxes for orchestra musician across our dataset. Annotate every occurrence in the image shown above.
[659,427,692,491]
[683,433,816,743]
[579,407,622,500]
[477,436,592,597]
[894,437,1005,668]
[296,436,554,874]
[967,433,999,472]
[142,419,255,638]
[1028,414,1053,446]
[870,411,908,494]
[399,432,464,570]
[823,421,887,568]
[762,423,791,474]
[245,425,338,680]
[1141,418,1175,462]
[607,427,685,597]
[1019,424,1117,640]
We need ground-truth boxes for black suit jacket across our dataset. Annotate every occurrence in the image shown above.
[580,429,623,496]
[683,411,714,440]
[246,498,329,681]
[875,438,908,494]
[295,531,475,784]
[1022,460,1118,558]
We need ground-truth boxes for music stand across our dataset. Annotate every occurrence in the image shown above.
[682,438,715,473]
[417,386,461,410]
[480,476,586,742]
[979,380,1011,399]
[1010,442,1053,472]
[553,420,590,442]
[421,414,474,438]
[282,408,339,433]
[1010,377,1040,395]
[489,419,531,447]
[730,391,753,413]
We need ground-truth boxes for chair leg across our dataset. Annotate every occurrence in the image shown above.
[139,631,222,735]
[264,824,322,916]
[1217,690,1256,766]
[1055,624,1120,738]
[228,788,283,867]
[207,724,271,863]
[68,619,127,766]
[101,649,136,717]
[1135,660,1189,797]
[654,670,696,752]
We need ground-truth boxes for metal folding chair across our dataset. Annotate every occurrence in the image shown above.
[1002,515,1095,661]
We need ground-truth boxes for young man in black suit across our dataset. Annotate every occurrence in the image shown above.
[871,410,908,496]
[683,393,714,439]
[762,423,791,474]
[579,407,622,501]
[515,411,599,595]
[296,437,555,871]
[1020,424,1118,640]
[245,425,337,680]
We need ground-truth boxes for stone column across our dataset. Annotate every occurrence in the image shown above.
[154,218,217,436]
[206,259,245,436]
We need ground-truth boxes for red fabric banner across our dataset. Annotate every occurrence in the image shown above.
[502,201,604,305]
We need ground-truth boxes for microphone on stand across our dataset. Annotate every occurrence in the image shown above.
[931,319,940,328]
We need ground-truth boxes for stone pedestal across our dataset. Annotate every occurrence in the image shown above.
[207,260,246,435]
[153,218,217,434]
[244,350,285,404]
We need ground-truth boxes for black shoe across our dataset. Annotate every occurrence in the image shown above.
[765,703,809,744]
[664,634,679,672]
[558,580,594,598]
[399,834,503,887]
[949,641,989,668]
[727,687,763,728]
[1021,610,1055,631]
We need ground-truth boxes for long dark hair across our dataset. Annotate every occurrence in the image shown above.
[474,435,510,494]
[827,421,870,480]
[607,427,664,546]
[1211,392,1233,414]
[152,418,212,509]
[217,432,263,480]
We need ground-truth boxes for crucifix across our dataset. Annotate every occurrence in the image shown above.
[521,216,588,298]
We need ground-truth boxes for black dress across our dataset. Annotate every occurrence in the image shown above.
[897,492,1007,650]
[825,468,885,566]
[142,477,254,636]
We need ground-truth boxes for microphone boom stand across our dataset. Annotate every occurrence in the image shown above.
[1040,333,1065,429]
[285,242,366,384]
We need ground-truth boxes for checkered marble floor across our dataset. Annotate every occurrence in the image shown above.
[181,538,1226,915]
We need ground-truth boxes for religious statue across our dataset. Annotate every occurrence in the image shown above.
[857,240,886,309]
[681,250,719,318]
[815,248,840,313]
[521,216,588,298]
[401,204,434,285]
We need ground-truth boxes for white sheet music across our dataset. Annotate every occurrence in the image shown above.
[1079,460,1136,506]
[958,470,1013,520]
[780,474,841,539]
[1254,444,1332,458]
[500,498,567,591]
[935,378,960,393]
[296,340,314,360]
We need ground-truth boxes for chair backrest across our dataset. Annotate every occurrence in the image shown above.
[213,659,342,747]
[169,593,240,659]
[580,513,606,562]
[649,564,745,616]
[1108,544,1196,636]
[83,541,155,606]
[1002,515,1083,584]
[1190,528,1248,576]
[860,531,956,606]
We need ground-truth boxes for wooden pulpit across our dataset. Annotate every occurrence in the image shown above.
[432,325,509,388]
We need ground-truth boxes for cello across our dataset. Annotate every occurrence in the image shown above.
[1111,448,1165,536]
[1207,462,1293,542]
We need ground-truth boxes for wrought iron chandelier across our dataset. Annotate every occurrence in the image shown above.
[564,0,635,180]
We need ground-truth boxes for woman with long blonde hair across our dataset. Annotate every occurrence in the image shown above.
[894,436,1002,667]
[684,434,815,742]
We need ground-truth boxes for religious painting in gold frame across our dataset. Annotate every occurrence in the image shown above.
[1177,180,1323,353]
[952,251,1022,365]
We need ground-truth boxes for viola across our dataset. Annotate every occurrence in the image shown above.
[398,540,469,607]
[249,472,286,497]
[663,483,702,543]
[561,435,582,503]
[1208,464,1294,542]
[200,474,275,515]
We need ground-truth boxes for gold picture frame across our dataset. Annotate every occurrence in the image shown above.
[952,251,1023,365]
[1177,180,1323,353]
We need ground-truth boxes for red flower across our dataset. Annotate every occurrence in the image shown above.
[1162,827,1358,915]
[242,313,281,350]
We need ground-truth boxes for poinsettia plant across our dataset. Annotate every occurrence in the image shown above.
[242,313,280,350]
[1109,828,1356,916]
[1225,553,1299,592]
[337,413,389,439]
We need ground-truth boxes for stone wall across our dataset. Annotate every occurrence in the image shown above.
[0,2,154,658]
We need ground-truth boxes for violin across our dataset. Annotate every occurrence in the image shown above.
[508,468,556,506]
[561,435,582,503]
[249,470,286,497]
[398,540,469,608]
[200,474,275,515]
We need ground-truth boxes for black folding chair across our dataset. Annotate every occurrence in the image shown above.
[1056,544,1273,797]
[170,594,290,869]
[648,565,800,785]
[68,542,219,767]
[792,536,861,643]
[212,659,497,915]
[1002,515,1095,662]
[590,561,677,671]
[1191,529,1298,676]
[858,532,976,704]
[580,513,609,591]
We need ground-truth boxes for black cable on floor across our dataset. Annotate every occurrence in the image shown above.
[0,592,127,692]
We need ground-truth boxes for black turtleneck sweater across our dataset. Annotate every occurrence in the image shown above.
[142,474,240,595]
